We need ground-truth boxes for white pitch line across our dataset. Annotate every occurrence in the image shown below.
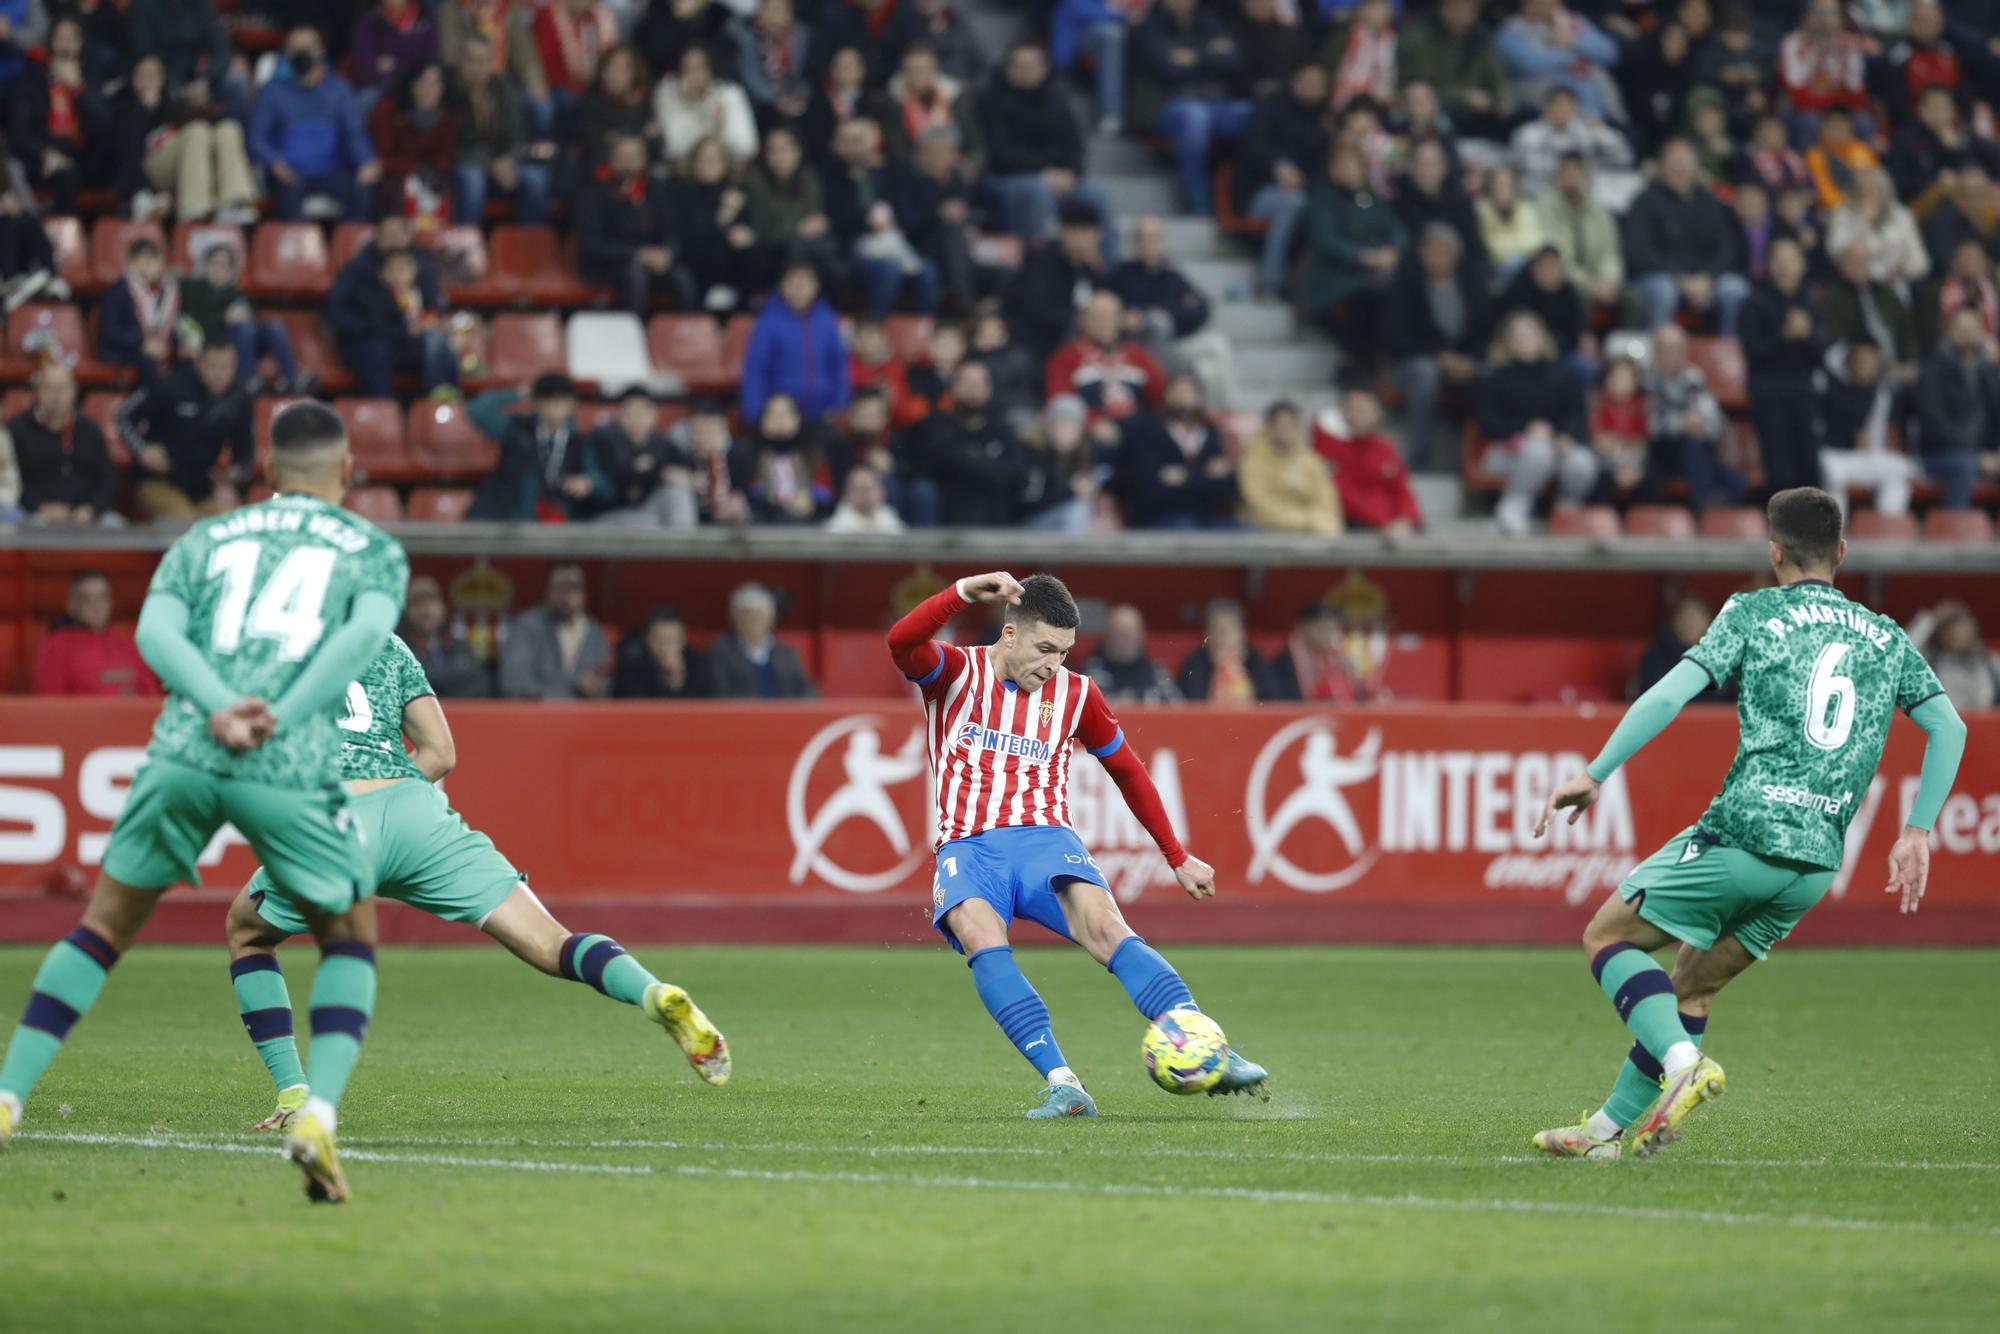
[21,1132,2000,1239]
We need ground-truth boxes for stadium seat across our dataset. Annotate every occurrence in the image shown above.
[266,309,354,394]
[1847,509,1920,541]
[883,316,934,364]
[330,221,374,273]
[565,311,654,393]
[486,312,564,382]
[1623,505,1697,539]
[408,399,498,480]
[43,216,87,292]
[1698,507,1767,540]
[334,397,421,482]
[80,391,131,467]
[1548,504,1622,539]
[428,224,491,296]
[467,225,595,307]
[1687,336,1748,414]
[345,485,405,524]
[722,313,755,385]
[170,221,246,273]
[88,217,166,291]
[647,314,732,395]
[407,486,476,522]
[4,303,116,385]
[1212,162,1270,237]
[247,222,333,301]
[1923,508,1996,542]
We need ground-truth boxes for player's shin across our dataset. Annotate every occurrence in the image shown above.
[557,932,659,1006]
[1598,1012,1709,1134]
[968,946,1074,1083]
[0,926,121,1114]
[230,954,307,1098]
[302,941,377,1129]
[1591,944,1700,1074]
[1105,935,1196,1019]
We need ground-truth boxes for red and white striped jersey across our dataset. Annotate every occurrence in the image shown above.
[911,641,1124,848]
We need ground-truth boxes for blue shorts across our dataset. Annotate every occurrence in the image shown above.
[931,825,1112,954]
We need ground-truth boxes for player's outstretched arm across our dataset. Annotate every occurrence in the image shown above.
[885,573,1018,680]
[1536,658,1712,836]
[400,695,456,781]
[268,590,403,728]
[1887,694,1969,915]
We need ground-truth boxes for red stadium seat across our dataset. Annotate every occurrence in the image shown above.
[344,485,405,524]
[1699,507,1768,540]
[647,314,729,394]
[171,221,246,273]
[1687,336,1748,414]
[407,486,476,522]
[722,314,755,386]
[1212,162,1269,238]
[330,221,374,273]
[334,397,420,482]
[247,222,333,301]
[1623,505,1697,539]
[486,312,563,381]
[462,225,596,307]
[43,216,88,292]
[408,399,498,480]
[1923,508,1996,542]
[266,308,354,394]
[1847,509,1920,541]
[4,303,117,385]
[1548,504,1622,539]
[89,217,166,291]
[882,316,933,364]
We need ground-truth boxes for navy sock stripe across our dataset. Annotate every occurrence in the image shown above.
[229,954,281,979]
[992,1002,1045,1028]
[1612,969,1677,1021]
[559,933,590,982]
[21,991,81,1038]
[1680,1011,1708,1036]
[579,939,627,994]
[1627,1041,1664,1082]
[308,1006,370,1040]
[1589,941,1638,983]
[241,1007,294,1042]
[1136,976,1190,1011]
[65,925,119,970]
[321,940,376,964]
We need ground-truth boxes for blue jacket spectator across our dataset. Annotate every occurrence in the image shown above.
[248,28,379,220]
[0,0,48,90]
[740,261,851,423]
[1495,0,1623,125]
[1050,0,1129,128]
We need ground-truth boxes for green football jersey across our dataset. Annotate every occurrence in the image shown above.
[1683,580,1943,869]
[336,635,434,782]
[144,493,410,788]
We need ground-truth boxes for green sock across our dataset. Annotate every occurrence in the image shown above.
[230,954,306,1095]
[305,943,377,1111]
[1602,1012,1709,1128]
[0,927,121,1107]
[1591,944,1693,1063]
[558,933,659,1008]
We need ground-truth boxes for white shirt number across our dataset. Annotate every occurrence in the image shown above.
[337,681,373,734]
[206,540,337,662]
[1804,642,1857,751]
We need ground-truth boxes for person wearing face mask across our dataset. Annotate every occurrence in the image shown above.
[8,14,111,215]
[909,359,1029,528]
[745,391,835,524]
[248,28,382,221]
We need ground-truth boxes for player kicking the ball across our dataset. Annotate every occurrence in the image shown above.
[889,571,1269,1118]
[226,631,730,1145]
[1530,488,1966,1160]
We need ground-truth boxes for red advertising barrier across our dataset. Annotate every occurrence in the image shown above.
[1,700,1995,945]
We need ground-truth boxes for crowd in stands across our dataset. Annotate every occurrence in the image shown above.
[0,0,1997,539]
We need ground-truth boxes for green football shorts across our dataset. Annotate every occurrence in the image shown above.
[102,757,372,917]
[1619,825,1836,959]
[249,778,519,936]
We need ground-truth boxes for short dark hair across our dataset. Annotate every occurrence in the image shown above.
[1767,487,1844,570]
[128,237,160,259]
[269,400,346,456]
[70,569,108,590]
[532,371,576,399]
[1006,573,1079,630]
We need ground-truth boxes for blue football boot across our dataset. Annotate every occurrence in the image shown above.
[1026,1082,1099,1119]
[1208,1050,1272,1101]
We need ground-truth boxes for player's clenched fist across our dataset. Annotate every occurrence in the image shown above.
[1175,854,1217,901]
[960,572,1024,605]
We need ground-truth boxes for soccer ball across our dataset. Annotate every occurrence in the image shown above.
[1141,1009,1229,1094]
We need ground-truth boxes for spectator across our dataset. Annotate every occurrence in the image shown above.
[1394,138,1489,283]
[745,391,834,522]
[0,0,45,91]
[1050,0,1133,133]
[1623,138,1750,334]
[1497,244,1590,384]
[0,419,17,521]
[733,0,813,123]
[974,304,1050,420]
[1923,237,1998,351]
[980,43,1113,252]
[534,0,620,113]
[1006,198,1109,359]
[1735,111,1813,196]
[1084,604,1181,705]
[741,258,851,422]
[577,44,656,169]
[1739,236,1825,494]
[10,364,116,526]
[1887,84,1981,214]
[896,0,985,89]
[1629,1,1713,161]
[1115,372,1237,530]
[1878,1,1959,127]
[1695,5,1766,137]
[821,117,939,314]
[1923,163,2000,271]
[1238,399,1342,536]
[468,372,601,520]
[743,127,836,289]
[96,237,182,384]
[1129,0,1249,215]
[7,14,109,216]
[1475,309,1597,535]
[1111,215,1233,408]
[499,562,611,700]
[111,54,259,225]
[882,43,982,165]
[1826,168,1929,292]
[1316,389,1421,537]
[0,165,59,310]
[328,244,459,398]
[1725,179,1785,286]
[33,571,157,697]
[1804,106,1880,212]
[1398,0,1512,135]
[1777,0,1867,145]
[665,136,756,314]
[655,43,759,168]
[1643,323,1738,511]
[1047,291,1167,438]
[1534,153,1625,311]
[449,32,551,225]
[577,132,694,315]
[1685,87,1735,186]
[368,61,459,225]
[402,573,491,698]
[128,0,234,104]
[677,397,756,524]
[636,0,728,78]
[1018,394,1098,532]
[907,320,967,412]
[1270,602,1379,703]
[801,45,889,166]
[1908,603,1999,712]
[1478,171,1543,290]
[1915,306,2000,508]
[1384,223,1491,471]
[847,317,915,425]
[1508,84,1632,199]
[1590,356,1649,505]
[890,126,979,313]
[116,341,251,520]
[1304,142,1405,352]
[709,582,817,698]
[439,0,553,142]
[589,388,698,527]
[353,0,440,111]
[826,462,906,533]
[613,605,711,698]
[1495,0,1624,124]
[1824,238,1920,379]
[1819,337,1920,517]
[1632,598,1733,701]
[251,28,381,221]
[1179,598,1280,703]
[909,360,1027,527]
[827,382,901,485]
[1234,62,1329,299]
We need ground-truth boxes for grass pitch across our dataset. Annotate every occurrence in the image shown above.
[2,943,1996,1333]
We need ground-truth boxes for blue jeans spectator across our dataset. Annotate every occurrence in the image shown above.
[982,176,1121,263]
[1147,512,1240,531]
[455,161,552,225]
[1245,184,1305,294]
[227,319,301,389]
[1923,450,1979,509]
[1632,271,1752,336]
[1024,495,1091,532]
[1158,98,1253,214]
[342,330,459,398]
[853,251,940,315]
[897,477,942,527]
[1080,22,1126,126]
[1654,432,1744,510]
[271,169,371,221]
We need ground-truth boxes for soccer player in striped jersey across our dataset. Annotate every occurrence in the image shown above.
[889,571,1270,1118]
